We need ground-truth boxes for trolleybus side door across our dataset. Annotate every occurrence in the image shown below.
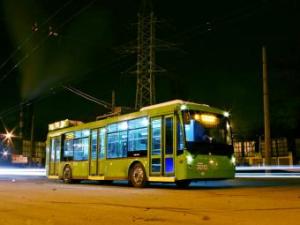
[150,115,175,176]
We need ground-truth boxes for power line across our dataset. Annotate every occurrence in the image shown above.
[40,0,74,27]
[0,2,268,119]
[0,0,74,76]
[0,0,96,84]
[169,2,266,43]
[0,103,23,118]
[58,0,97,29]
[0,46,134,119]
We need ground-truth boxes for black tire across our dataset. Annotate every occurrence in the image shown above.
[129,163,147,188]
[62,166,72,184]
[100,180,113,185]
[175,180,191,188]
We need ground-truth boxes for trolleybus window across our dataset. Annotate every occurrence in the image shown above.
[63,130,90,161]
[98,128,106,159]
[177,118,184,155]
[91,129,97,160]
[151,119,161,155]
[107,122,128,158]
[107,117,149,158]
[128,117,148,157]
[165,117,173,154]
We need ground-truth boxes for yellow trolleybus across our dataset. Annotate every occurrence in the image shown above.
[46,100,235,187]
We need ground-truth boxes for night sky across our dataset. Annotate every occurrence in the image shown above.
[0,0,299,141]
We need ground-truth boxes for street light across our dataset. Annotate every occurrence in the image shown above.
[2,129,15,144]
[5,131,14,140]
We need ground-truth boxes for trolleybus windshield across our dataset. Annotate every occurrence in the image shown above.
[182,110,233,156]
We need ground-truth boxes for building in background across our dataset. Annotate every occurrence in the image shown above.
[233,137,299,166]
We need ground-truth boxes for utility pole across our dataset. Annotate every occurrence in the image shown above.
[19,105,24,155]
[30,112,35,164]
[135,1,156,109]
[262,46,271,165]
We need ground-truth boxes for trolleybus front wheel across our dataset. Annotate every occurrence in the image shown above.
[175,180,191,188]
[129,163,146,188]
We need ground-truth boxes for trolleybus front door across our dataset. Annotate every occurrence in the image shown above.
[150,116,175,176]
[49,136,61,176]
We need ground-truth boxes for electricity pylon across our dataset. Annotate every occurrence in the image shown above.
[135,8,157,109]
[118,0,174,110]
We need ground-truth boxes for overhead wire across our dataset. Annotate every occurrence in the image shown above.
[169,2,267,42]
[0,0,97,84]
[0,0,74,78]
[0,50,133,119]
[0,0,100,120]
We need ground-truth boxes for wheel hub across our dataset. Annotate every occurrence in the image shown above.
[133,167,144,184]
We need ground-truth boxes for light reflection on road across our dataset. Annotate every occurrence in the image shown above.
[0,166,299,188]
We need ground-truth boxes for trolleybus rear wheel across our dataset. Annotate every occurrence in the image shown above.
[63,166,72,184]
[129,163,146,188]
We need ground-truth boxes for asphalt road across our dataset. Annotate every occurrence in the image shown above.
[0,176,299,225]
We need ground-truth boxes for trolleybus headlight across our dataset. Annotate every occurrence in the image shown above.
[186,155,194,165]
[231,155,236,165]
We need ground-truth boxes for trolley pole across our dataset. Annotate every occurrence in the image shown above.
[262,46,271,165]
[112,90,116,113]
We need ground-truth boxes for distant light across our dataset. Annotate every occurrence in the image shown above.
[224,111,230,117]
[235,174,300,178]
[3,151,8,156]
[5,132,13,139]
[0,168,46,176]
[235,166,300,179]
[236,165,300,171]
[3,130,15,142]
